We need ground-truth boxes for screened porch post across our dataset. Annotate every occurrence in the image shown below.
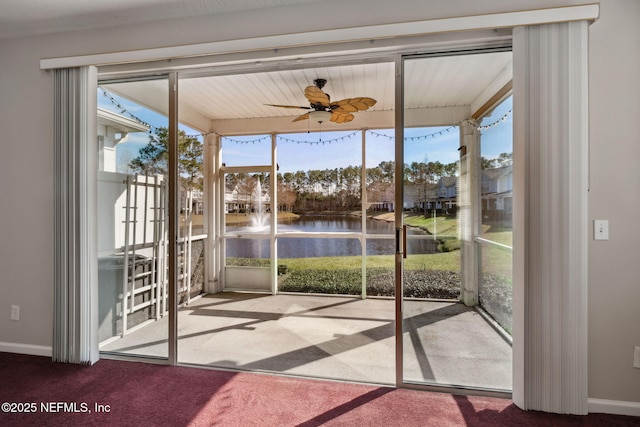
[216,134,225,294]
[204,132,217,294]
[271,132,278,295]
[459,119,480,306]
[361,128,367,300]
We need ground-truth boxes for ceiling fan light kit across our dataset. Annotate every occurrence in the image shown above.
[309,110,332,123]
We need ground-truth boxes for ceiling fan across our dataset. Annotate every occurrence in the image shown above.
[266,78,376,124]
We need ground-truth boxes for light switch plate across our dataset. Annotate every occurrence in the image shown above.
[594,220,609,240]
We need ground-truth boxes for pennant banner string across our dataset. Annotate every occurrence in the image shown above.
[220,109,511,145]
[370,109,513,141]
[99,87,150,129]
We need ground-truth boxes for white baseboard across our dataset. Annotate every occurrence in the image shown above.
[0,341,52,357]
[589,398,640,417]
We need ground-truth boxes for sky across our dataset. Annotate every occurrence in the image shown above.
[98,88,512,175]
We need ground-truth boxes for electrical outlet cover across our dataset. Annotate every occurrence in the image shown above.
[11,305,19,321]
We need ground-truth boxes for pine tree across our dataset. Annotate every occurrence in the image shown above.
[129,127,203,191]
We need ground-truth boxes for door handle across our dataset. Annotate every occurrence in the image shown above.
[403,224,407,259]
[396,225,408,258]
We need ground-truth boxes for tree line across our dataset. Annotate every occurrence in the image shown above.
[128,127,511,212]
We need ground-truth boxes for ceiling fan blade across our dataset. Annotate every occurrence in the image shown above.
[331,111,354,124]
[351,97,377,109]
[331,97,377,113]
[265,104,312,110]
[292,112,310,122]
[304,86,330,107]
[332,102,358,113]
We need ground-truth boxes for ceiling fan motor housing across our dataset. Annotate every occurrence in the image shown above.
[311,103,331,111]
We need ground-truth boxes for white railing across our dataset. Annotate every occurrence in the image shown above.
[117,174,207,337]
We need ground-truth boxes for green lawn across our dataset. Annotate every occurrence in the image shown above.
[228,251,460,273]
[404,213,458,237]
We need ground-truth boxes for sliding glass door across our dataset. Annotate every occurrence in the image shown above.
[93,51,512,392]
[97,77,171,359]
[397,52,513,391]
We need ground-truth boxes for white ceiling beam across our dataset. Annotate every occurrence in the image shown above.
[210,106,470,135]
[177,104,211,133]
[470,61,513,117]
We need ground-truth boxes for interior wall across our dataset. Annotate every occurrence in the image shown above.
[0,0,638,407]
[0,36,55,353]
[587,0,640,404]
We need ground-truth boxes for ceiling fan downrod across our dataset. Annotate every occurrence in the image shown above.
[313,78,327,89]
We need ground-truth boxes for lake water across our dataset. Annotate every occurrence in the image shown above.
[225,214,438,259]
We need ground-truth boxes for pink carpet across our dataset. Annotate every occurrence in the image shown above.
[0,352,637,426]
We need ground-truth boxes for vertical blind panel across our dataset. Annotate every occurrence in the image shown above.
[513,21,589,414]
[53,67,98,364]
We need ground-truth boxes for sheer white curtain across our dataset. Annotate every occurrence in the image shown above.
[513,21,589,414]
[53,66,99,364]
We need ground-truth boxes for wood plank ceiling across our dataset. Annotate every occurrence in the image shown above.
[101,50,512,134]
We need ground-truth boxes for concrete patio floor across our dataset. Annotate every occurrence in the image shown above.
[101,292,512,391]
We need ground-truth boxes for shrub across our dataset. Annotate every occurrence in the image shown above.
[279,267,461,300]
[438,237,460,253]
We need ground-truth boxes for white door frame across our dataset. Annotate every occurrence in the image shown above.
[48,5,596,413]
